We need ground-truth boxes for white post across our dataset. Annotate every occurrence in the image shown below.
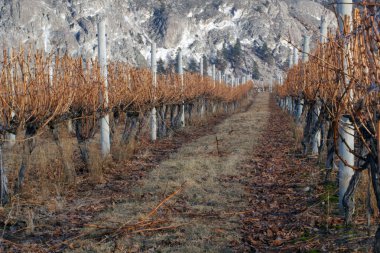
[7,48,16,147]
[338,117,355,208]
[212,65,217,113]
[302,35,310,62]
[337,0,354,211]
[337,0,352,33]
[292,47,299,114]
[320,15,328,44]
[200,56,204,77]
[150,42,157,141]
[293,47,298,65]
[178,49,185,127]
[311,16,328,155]
[212,64,216,86]
[98,18,111,157]
[295,35,310,122]
[218,71,222,84]
[289,50,294,68]
[199,58,205,118]
[311,100,322,155]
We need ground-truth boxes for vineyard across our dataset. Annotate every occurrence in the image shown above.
[0,45,252,194]
[278,2,380,251]
[0,1,380,252]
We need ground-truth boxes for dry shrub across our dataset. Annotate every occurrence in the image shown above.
[112,138,136,162]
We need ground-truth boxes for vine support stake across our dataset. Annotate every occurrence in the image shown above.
[150,42,157,141]
[377,120,380,173]
[177,49,185,128]
[98,17,111,157]
[311,15,327,155]
[200,57,205,119]
[295,35,310,123]
[212,64,216,87]
[7,48,16,147]
[337,0,354,212]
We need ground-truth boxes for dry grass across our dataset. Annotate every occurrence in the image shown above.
[80,93,271,252]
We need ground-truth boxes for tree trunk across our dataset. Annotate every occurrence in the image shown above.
[173,104,182,129]
[170,104,176,130]
[343,170,361,225]
[187,103,193,125]
[157,105,168,138]
[14,124,36,194]
[110,110,120,144]
[74,118,92,173]
[0,146,9,206]
[301,104,313,155]
[51,125,74,183]
[78,140,90,173]
[325,122,335,183]
[121,112,139,145]
[369,152,380,252]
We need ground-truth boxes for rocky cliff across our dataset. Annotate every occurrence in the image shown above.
[0,0,336,81]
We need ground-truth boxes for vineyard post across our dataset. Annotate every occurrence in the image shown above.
[311,16,327,155]
[97,18,111,157]
[337,0,354,211]
[286,51,293,108]
[289,50,294,68]
[177,49,185,127]
[378,120,380,176]
[212,64,216,87]
[295,35,309,123]
[211,65,217,114]
[293,46,299,65]
[283,51,293,109]
[218,70,222,84]
[292,46,298,117]
[150,42,157,141]
[269,76,273,93]
[200,56,204,77]
[7,48,16,147]
[200,57,205,118]
[292,47,299,114]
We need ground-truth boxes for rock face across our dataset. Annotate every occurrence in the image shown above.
[0,0,336,81]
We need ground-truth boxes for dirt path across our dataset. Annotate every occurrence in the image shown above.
[83,93,271,252]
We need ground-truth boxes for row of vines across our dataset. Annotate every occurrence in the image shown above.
[277,3,380,249]
[0,45,253,206]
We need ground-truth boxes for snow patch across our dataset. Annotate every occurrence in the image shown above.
[219,4,233,15]
[240,38,252,45]
[232,9,243,21]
